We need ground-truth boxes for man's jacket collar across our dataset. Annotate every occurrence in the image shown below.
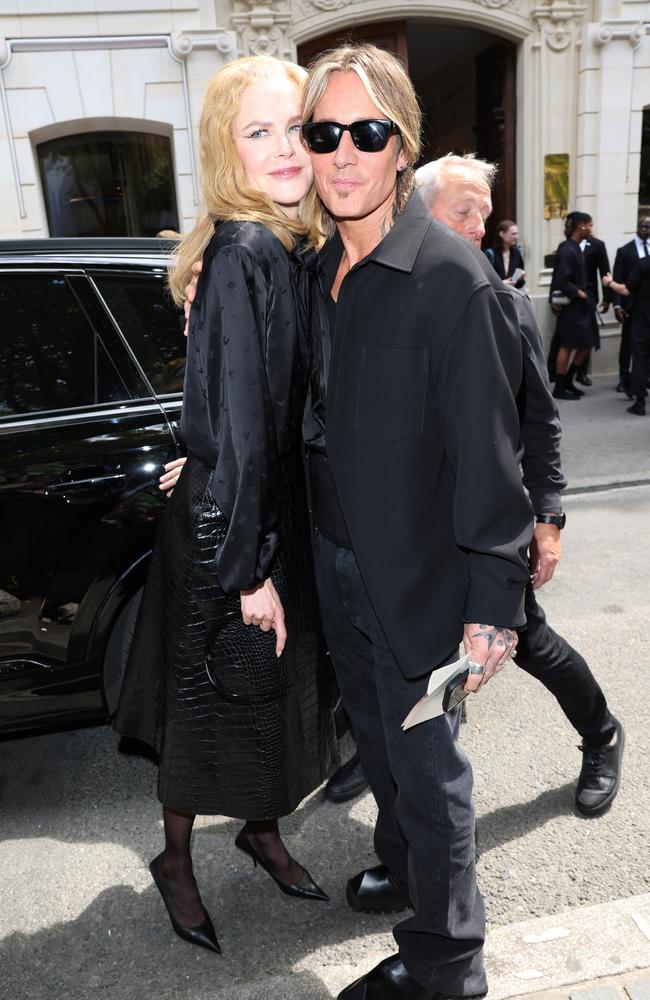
[318,191,433,295]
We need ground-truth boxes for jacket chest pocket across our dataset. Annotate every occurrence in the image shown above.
[355,347,429,441]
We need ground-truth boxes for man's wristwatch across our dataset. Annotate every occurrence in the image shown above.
[535,513,566,529]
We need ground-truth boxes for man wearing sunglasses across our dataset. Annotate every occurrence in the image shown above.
[300,44,533,1000]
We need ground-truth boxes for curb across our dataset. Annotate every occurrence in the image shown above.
[501,967,650,1000]
[486,893,650,1000]
[564,478,650,496]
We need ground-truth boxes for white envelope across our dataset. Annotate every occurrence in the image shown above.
[401,653,471,730]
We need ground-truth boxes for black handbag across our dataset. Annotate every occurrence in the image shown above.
[204,611,288,704]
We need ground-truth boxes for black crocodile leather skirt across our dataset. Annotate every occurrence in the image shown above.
[114,451,338,819]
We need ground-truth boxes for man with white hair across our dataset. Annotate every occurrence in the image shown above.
[414,154,624,818]
[415,154,495,246]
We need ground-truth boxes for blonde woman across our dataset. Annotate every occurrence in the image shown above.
[114,56,337,954]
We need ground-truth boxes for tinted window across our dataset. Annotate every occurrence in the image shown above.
[0,273,131,417]
[37,130,179,238]
[93,273,186,395]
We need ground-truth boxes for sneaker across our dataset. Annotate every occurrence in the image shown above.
[575,718,624,816]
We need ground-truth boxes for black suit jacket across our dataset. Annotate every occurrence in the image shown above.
[583,236,612,303]
[488,245,526,288]
[319,193,533,677]
[613,239,643,314]
[509,290,566,514]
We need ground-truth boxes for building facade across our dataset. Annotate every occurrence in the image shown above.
[1,0,649,364]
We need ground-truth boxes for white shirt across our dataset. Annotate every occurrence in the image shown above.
[634,234,650,258]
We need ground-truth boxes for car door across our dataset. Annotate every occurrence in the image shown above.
[0,266,178,730]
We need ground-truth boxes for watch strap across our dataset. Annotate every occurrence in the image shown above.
[535,513,566,529]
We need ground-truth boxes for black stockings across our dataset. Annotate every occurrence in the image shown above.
[159,809,301,919]
[161,807,205,927]
[240,818,302,884]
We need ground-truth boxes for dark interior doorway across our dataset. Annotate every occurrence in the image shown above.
[297,19,517,247]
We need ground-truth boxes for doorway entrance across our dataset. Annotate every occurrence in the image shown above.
[297,19,517,246]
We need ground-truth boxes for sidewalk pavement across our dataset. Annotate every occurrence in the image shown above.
[505,968,650,1000]
[485,379,649,1000]
[486,893,650,1000]
[554,374,650,493]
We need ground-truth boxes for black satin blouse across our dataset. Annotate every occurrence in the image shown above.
[180,220,314,593]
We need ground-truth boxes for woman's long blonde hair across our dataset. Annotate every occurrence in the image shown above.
[169,56,320,305]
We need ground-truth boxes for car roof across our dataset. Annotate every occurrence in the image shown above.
[0,237,176,267]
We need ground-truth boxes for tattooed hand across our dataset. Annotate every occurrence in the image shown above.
[462,622,518,693]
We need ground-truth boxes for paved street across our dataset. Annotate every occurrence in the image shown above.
[554,374,650,492]
[0,379,649,1000]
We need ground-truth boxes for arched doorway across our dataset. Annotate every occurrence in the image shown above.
[298,19,517,247]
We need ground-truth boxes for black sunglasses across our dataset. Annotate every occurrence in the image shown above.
[302,118,400,154]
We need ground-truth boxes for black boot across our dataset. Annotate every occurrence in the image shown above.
[324,751,369,803]
[566,365,585,396]
[553,374,581,400]
[627,398,646,415]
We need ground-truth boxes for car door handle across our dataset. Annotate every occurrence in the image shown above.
[46,473,127,491]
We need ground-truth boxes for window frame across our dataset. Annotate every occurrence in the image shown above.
[86,267,185,402]
[0,266,155,424]
[31,119,180,240]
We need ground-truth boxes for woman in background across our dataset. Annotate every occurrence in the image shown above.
[486,219,526,288]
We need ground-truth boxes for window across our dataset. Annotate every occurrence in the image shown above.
[37,131,179,238]
[93,273,186,395]
[639,108,650,217]
[0,274,130,417]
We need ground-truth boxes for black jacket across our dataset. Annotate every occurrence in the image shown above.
[487,245,526,288]
[613,239,644,314]
[550,238,598,350]
[625,255,650,325]
[318,193,533,677]
[583,236,612,303]
[510,290,565,514]
[181,221,312,591]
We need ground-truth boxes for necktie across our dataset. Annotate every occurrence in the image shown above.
[643,240,649,257]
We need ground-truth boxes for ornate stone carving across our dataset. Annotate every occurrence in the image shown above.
[593,22,645,51]
[232,3,292,59]
[532,2,587,53]
[474,0,519,9]
[169,30,236,60]
[301,0,355,10]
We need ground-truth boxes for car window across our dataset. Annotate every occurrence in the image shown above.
[0,273,131,418]
[93,273,186,396]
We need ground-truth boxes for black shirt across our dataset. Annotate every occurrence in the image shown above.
[307,294,351,548]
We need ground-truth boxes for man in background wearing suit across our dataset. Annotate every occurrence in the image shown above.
[612,215,650,395]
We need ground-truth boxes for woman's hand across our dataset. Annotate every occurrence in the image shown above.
[240,579,287,657]
[159,456,187,495]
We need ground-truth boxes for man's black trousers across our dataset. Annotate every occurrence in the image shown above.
[629,322,650,400]
[619,317,632,384]
[516,584,614,747]
[313,531,487,998]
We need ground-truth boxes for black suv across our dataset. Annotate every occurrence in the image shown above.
[0,238,186,735]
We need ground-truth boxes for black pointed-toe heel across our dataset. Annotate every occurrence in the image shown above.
[234,830,329,902]
[149,854,222,954]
